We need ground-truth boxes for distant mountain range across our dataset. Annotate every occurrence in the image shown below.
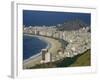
[56,19,90,31]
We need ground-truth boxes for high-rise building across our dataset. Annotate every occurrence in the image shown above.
[41,49,52,63]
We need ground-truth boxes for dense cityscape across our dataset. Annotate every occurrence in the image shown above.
[23,24,91,68]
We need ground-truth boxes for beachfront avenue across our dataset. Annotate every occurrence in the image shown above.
[23,25,91,63]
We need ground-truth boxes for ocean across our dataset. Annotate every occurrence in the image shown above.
[23,35,47,60]
[23,10,91,26]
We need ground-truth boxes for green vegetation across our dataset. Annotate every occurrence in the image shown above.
[28,49,91,69]
[70,49,91,67]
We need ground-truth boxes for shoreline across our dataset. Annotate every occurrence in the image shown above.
[23,34,62,69]
[23,34,51,63]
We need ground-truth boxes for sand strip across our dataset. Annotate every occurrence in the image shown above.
[23,35,62,69]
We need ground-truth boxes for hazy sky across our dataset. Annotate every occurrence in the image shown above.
[23,10,91,26]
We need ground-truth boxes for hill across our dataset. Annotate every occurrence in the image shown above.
[56,19,89,31]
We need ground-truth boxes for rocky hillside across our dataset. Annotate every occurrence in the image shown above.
[57,19,90,31]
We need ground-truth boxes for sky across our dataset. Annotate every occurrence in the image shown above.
[23,10,91,27]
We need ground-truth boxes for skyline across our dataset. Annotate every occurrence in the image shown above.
[23,10,91,27]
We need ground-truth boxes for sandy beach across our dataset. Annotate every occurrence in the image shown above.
[23,35,62,69]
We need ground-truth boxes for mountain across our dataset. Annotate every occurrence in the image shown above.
[56,19,89,31]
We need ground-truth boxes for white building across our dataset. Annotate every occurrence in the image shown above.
[45,52,52,63]
[40,49,52,63]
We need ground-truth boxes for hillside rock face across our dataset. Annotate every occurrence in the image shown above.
[57,19,89,31]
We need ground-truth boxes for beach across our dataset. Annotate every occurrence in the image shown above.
[23,35,62,69]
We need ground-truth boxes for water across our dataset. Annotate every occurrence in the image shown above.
[23,10,91,26]
[23,35,47,60]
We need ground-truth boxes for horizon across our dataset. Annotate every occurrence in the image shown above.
[23,10,91,27]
